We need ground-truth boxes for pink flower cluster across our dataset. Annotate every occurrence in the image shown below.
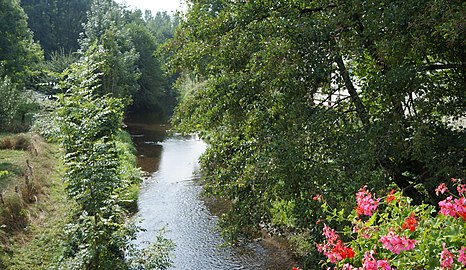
[356,186,380,217]
[459,246,466,266]
[438,196,466,221]
[379,230,416,254]
[436,183,449,195]
[339,250,392,270]
[440,243,454,269]
[317,183,465,269]
[439,244,466,269]
[362,250,392,270]
[316,224,355,263]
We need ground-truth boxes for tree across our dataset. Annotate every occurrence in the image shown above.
[78,0,140,101]
[125,11,178,117]
[165,0,465,264]
[0,0,42,85]
[20,0,92,57]
[144,11,178,44]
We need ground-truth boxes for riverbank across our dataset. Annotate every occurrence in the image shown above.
[0,129,146,269]
[0,133,70,269]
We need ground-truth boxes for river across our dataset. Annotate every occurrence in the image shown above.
[126,117,296,270]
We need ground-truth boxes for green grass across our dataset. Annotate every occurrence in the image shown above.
[0,133,71,269]
[5,173,71,270]
[0,150,28,190]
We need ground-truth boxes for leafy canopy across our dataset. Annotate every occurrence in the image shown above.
[165,0,465,264]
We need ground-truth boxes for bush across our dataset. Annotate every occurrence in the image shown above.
[0,77,21,130]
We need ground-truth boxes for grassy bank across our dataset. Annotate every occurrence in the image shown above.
[0,133,70,269]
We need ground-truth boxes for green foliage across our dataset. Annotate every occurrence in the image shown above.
[0,0,42,85]
[165,0,466,262]
[0,77,39,132]
[121,10,178,117]
[78,0,140,101]
[126,18,172,116]
[144,11,178,44]
[56,54,173,269]
[20,0,92,57]
[57,60,131,268]
[128,231,175,270]
[0,77,21,129]
[31,99,62,142]
[30,50,80,95]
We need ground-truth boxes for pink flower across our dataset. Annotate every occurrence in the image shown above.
[439,196,456,217]
[436,183,449,196]
[379,230,416,254]
[341,264,357,270]
[313,194,322,201]
[439,196,466,221]
[440,243,454,269]
[377,259,391,270]
[356,186,380,217]
[322,223,339,243]
[458,246,466,266]
[454,197,466,221]
[317,224,355,263]
[457,184,466,197]
[362,250,392,270]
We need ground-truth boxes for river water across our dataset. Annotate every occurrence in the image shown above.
[126,118,296,270]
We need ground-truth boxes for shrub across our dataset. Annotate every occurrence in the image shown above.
[0,77,21,130]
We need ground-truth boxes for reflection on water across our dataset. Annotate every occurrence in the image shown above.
[125,121,168,173]
[126,118,296,270]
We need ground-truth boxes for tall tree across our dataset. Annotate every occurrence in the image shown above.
[125,10,178,117]
[144,11,178,44]
[56,54,174,270]
[165,0,466,263]
[20,0,92,56]
[79,0,140,101]
[0,0,42,84]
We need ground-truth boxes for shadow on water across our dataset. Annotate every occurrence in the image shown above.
[125,113,169,173]
[126,115,297,270]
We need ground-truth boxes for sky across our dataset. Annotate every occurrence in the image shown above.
[114,0,184,14]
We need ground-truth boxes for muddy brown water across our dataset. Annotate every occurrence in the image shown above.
[126,117,296,270]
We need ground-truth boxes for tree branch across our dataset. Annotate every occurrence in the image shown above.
[334,54,370,127]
